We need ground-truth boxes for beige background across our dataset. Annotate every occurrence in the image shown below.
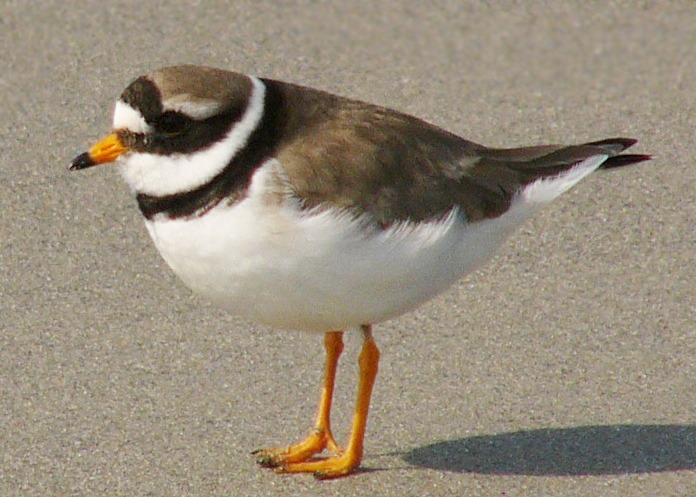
[1,1,694,496]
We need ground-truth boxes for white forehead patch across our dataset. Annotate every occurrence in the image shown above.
[163,97,222,120]
[113,100,152,134]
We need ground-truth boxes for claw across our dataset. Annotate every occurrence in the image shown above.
[252,449,280,468]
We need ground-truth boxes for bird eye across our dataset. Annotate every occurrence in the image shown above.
[157,112,189,135]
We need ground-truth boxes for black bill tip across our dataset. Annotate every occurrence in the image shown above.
[68,152,95,171]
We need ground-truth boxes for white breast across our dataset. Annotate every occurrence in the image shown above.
[142,156,607,332]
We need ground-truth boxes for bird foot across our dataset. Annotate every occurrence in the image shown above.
[253,427,341,468]
[275,451,360,479]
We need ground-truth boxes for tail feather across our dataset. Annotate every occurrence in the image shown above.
[600,153,653,170]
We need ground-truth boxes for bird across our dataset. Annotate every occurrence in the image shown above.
[69,65,650,479]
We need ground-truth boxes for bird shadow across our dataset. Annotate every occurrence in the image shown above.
[402,424,696,476]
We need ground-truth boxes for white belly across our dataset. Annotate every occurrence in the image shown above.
[145,201,526,332]
[142,157,604,332]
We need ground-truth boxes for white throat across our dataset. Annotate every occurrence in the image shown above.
[116,76,266,197]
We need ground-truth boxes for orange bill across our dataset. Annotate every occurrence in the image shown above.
[69,133,128,170]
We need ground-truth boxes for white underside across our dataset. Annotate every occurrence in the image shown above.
[142,155,607,332]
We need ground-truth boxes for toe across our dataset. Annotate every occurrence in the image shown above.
[277,453,360,478]
[252,449,281,468]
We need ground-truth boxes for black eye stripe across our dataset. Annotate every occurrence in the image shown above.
[117,105,246,156]
[156,111,191,134]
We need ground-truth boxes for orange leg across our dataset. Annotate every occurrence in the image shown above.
[278,325,380,479]
[253,331,344,467]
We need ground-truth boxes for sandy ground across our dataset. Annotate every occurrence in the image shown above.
[1,1,694,496]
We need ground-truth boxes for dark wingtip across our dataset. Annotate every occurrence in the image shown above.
[586,137,637,149]
[68,152,95,171]
[585,137,640,155]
